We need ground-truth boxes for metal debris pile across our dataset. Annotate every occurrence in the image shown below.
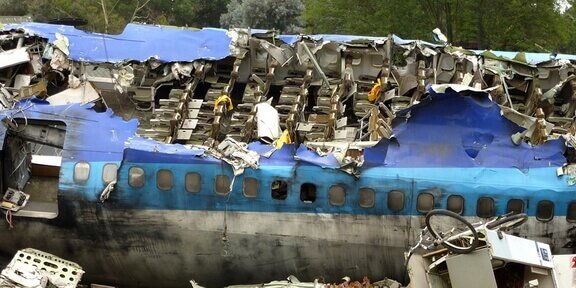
[0,248,84,288]
[0,29,102,108]
[193,275,402,288]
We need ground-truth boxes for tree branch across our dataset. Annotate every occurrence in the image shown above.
[99,0,109,33]
[131,0,151,23]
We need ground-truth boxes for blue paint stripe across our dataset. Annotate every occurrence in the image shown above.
[60,161,576,217]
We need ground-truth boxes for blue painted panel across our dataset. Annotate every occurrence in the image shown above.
[60,161,122,201]
[0,99,138,162]
[295,144,340,168]
[7,22,232,63]
[363,86,567,169]
[5,22,576,64]
[93,158,574,217]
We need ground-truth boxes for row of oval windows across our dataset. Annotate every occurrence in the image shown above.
[74,163,574,222]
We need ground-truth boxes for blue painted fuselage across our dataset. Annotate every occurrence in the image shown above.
[0,89,575,287]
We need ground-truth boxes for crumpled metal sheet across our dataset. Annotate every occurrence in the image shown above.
[294,144,340,168]
[474,50,576,65]
[6,22,576,66]
[247,141,277,157]
[278,34,440,47]
[364,86,566,169]
[124,137,206,156]
[253,142,297,166]
[113,65,135,93]
[5,22,232,63]
[216,137,259,175]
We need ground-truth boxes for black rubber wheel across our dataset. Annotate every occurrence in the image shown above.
[425,209,479,254]
[486,213,528,231]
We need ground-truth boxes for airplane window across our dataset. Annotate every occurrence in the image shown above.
[156,169,173,191]
[102,163,118,184]
[243,177,259,198]
[388,190,404,212]
[506,199,524,214]
[271,180,288,200]
[447,195,464,214]
[567,202,576,222]
[214,175,231,195]
[536,200,554,222]
[185,172,201,193]
[417,192,434,214]
[300,183,317,203]
[128,166,145,188]
[73,161,90,183]
[359,187,375,208]
[328,185,346,206]
[477,197,495,218]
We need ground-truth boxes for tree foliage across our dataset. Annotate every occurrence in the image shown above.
[0,0,231,33]
[220,0,304,33]
[304,0,576,53]
[1,0,576,53]
[303,0,429,39]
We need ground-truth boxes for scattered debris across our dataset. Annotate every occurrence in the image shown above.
[405,210,572,288]
[0,28,103,112]
[214,137,260,175]
[0,188,29,212]
[0,248,84,288]
[212,275,402,288]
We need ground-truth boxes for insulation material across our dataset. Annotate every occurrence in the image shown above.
[0,47,29,69]
[47,82,101,105]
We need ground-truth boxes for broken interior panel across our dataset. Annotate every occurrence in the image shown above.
[1,119,64,219]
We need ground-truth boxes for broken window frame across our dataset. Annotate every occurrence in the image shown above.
[300,183,317,203]
[271,179,288,200]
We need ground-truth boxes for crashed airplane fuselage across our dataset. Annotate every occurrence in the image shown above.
[0,22,574,287]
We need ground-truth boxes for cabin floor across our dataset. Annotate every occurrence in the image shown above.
[2,133,61,219]
[12,173,59,219]
[23,177,58,203]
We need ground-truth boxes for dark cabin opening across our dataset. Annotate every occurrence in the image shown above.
[300,183,316,203]
[1,119,65,219]
[271,180,288,200]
